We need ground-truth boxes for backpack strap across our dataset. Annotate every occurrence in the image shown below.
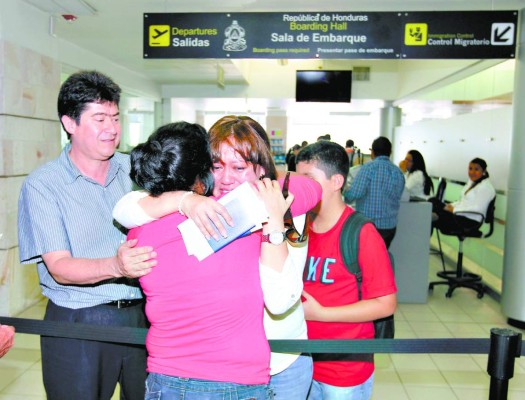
[340,211,373,301]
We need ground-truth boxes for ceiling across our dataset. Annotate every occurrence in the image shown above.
[19,0,525,119]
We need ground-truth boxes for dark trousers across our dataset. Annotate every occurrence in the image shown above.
[377,227,396,249]
[41,300,148,400]
[430,198,479,233]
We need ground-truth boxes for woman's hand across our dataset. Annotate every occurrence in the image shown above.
[399,159,407,172]
[444,203,454,213]
[183,195,233,240]
[255,178,294,222]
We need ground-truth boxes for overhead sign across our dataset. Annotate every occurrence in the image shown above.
[143,11,518,60]
[400,11,517,58]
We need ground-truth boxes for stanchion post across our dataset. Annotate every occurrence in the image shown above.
[487,328,522,400]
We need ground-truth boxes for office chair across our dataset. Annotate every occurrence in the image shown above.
[430,177,446,270]
[428,196,496,298]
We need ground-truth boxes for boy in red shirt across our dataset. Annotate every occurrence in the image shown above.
[296,141,397,400]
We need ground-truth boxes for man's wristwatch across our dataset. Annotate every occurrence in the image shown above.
[261,230,286,245]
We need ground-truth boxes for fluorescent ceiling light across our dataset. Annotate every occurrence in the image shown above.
[329,112,371,116]
[22,0,97,16]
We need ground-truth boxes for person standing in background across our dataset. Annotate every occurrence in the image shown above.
[287,144,301,172]
[399,149,433,200]
[345,139,356,166]
[344,137,405,249]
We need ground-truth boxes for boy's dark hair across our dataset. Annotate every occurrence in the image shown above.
[130,122,214,197]
[371,136,392,157]
[57,70,121,131]
[296,141,349,190]
[346,139,354,148]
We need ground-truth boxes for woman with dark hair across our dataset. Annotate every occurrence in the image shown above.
[432,157,495,232]
[115,116,322,399]
[130,122,215,197]
[400,149,433,199]
[127,120,301,399]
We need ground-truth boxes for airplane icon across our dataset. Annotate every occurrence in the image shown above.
[149,25,170,47]
[152,28,168,39]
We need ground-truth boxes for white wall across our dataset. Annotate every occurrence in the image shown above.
[1,0,161,101]
[393,106,511,191]
[287,109,381,150]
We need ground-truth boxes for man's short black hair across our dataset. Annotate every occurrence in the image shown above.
[371,137,392,157]
[58,70,121,128]
[130,122,214,197]
[346,139,354,148]
[296,140,349,190]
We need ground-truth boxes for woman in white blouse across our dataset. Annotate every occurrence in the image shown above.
[432,157,496,231]
[400,150,433,199]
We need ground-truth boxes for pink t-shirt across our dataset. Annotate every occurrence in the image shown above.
[128,213,270,384]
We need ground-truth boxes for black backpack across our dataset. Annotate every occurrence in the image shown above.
[339,211,395,339]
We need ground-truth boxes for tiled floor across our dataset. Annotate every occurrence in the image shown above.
[1,246,524,400]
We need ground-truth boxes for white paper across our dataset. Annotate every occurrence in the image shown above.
[178,182,268,261]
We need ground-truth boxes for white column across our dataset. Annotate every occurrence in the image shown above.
[379,101,401,142]
[502,8,525,328]
[154,101,164,129]
[161,98,172,125]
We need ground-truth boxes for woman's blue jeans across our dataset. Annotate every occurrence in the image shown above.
[145,373,273,400]
[269,354,313,399]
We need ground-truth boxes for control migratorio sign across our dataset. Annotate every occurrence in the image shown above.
[401,11,517,58]
[144,11,517,60]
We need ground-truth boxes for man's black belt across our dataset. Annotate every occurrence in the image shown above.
[105,299,144,308]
